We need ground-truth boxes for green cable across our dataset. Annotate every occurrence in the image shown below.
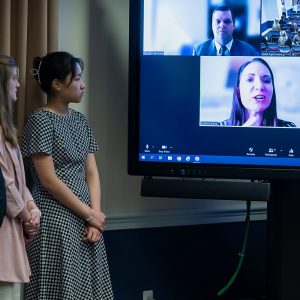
[217,200,251,297]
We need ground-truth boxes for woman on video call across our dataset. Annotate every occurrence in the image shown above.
[219,57,296,127]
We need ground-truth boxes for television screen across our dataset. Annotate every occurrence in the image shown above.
[128,0,300,180]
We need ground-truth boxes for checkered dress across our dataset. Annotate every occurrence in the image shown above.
[21,109,113,300]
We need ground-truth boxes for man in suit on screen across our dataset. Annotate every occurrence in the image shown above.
[193,5,257,56]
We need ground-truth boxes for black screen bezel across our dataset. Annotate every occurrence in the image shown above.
[127,0,300,181]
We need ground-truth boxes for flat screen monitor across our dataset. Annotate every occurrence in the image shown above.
[128,0,300,180]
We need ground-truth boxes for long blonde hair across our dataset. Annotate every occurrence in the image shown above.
[0,54,18,146]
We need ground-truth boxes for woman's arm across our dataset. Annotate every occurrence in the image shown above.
[31,153,104,230]
[84,153,105,243]
[85,153,101,211]
[0,134,31,221]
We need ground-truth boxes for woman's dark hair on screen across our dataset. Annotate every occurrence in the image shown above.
[226,57,278,126]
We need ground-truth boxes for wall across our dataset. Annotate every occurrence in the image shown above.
[58,0,266,230]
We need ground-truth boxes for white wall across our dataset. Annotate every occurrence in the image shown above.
[58,0,266,230]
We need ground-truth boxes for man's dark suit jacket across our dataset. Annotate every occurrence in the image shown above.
[193,38,257,56]
[0,168,6,227]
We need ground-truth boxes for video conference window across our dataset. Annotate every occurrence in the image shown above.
[143,0,300,57]
[261,0,300,56]
[199,56,300,127]
[143,0,261,56]
[141,0,300,130]
[138,0,300,165]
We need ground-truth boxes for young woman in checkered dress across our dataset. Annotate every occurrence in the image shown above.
[21,51,113,299]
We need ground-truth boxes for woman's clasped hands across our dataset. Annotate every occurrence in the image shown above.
[84,209,106,243]
[23,208,41,242]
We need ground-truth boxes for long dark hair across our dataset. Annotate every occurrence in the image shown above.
[227,58,278,126]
